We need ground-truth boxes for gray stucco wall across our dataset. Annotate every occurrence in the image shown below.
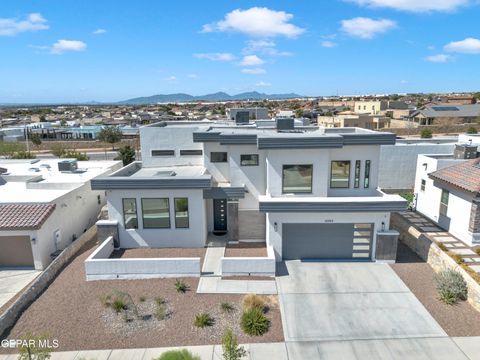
[379,143,455,190]
[239,210,266,240]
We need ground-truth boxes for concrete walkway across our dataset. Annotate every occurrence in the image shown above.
[201,246,225,276]
[1,337,479,359]
[197,276,277,294]
[0,268,40,309]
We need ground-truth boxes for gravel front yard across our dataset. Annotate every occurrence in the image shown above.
[390,241,480,336]
[111,248,206,267]
[0,244,283,353]
[225,243,267,257]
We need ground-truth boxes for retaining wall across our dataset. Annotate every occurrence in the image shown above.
[220,246,276,277]
[391,212,480,312]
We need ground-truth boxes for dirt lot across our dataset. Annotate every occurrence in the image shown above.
[225,243,267,257]
[0,245,283,353]
[390,242,480,336]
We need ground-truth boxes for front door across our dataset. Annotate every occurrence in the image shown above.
[213,199,227,234]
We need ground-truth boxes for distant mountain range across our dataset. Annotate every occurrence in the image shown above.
[117,91,303,104]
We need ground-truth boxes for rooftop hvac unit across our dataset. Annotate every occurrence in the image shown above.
[454,144,478,160]
[276,117,294,131]
[58,159,78,172]
[235,111,250,125]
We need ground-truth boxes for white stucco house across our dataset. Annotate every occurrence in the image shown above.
[414,143,480,245]
[92,118,406,264]
[0,159,121,270]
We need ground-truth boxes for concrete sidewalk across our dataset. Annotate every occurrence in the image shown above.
[1,337,479,359]
[0,269,40,309]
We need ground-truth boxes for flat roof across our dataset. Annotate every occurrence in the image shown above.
[130,165,207,178]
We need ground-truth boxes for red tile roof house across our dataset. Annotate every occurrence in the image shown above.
[414,144,480,245]
[0,159,121,270]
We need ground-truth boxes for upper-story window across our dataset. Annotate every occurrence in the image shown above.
[151,150,175,157]
[282,164,313,194]
[122,198,138,229]
[180,149,203,156]
[330,161,350,188]
[211,152,228,163]
[440,189,449,216]
[240,154,259,166]
[364,160,371,188]
[354,160,361,188]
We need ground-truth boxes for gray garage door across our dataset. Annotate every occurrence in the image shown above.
[0,236,34,267]
[282,223,372,260]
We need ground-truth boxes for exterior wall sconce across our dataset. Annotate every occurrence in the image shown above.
[274,222,278,232]
[31,237,36,244]
[381,221,385,231]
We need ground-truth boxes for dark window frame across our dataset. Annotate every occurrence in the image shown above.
[151,150,175,157]
[421,179,426,191]
[122,198,138,229]
[141,198,171,229]
[282,164,313,194]
[180,149,203,156]
[210,152,228,163]
[330,160,351,189]
[354,160,361,188]
[240,154,259,166]
[364,160,371,188]
[174,197,189,229]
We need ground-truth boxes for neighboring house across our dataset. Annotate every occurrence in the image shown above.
[409,104,480,125]
[318,114,390,129]
[0,159,122,269]
[354,101,388,115]
[92,119,406,262]
[414,144,480,245]
[226,108,269,121]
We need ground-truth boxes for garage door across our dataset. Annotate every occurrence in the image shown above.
[0,236,34,267]
[282,223,373,260]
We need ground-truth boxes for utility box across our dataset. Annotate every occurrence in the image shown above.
[58,159,78,172]
[454,144,478,160]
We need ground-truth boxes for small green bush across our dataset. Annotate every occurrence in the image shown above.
[451,254,464,264]
[222,328,246,360]
[474,247,480,256]
[194,312,214,328]
[220,302,235,313]
[241,307,269,336]
[420,128,433,139]
[434,269,468,305]
[175,279,188,293]
[156,349,201,360]
[242,293,265,311]
[437,242,448,252]
[155,298,167,320]
[467,126,478,134]
[112,299,127,313]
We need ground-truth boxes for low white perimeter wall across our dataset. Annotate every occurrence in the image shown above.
[84,237,201,280]
[220,246,276,277]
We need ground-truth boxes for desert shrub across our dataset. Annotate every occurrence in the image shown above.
[100,290,135,315]
[194,312,214,328]
[434,269,468,305]
[222,328,247,360]
[240,307,269,336]
[451,254,464,264]
[112,299,127,313]
[220,302,235,313]
[436,242,448,252]
[242,293,265,311]
[18,333,52,360]
[11,151,36,159]
[420,128,433,138]
[467,126,478,134]
[475,247,480,256]
[156,349,201,360]
[154,297,168,320]
[99,294,112,307]
[139,296,146,302]
[64,150,89,161]
[50,143,67,157]
[175,279,188,293]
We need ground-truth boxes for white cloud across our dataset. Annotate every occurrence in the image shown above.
[444,37,480,54]
[256,81,272,87]
[0,13,49,36]
[347,0,469,12]
[400,79,408,84]
[93,28,107,35]
[240,55,265,66]
[202,7,304,38]
[341,17,396,39]
[51,40,87,54]
[425,54,452,62]
[242,68,267,75]
[427,45,435,50]
[243,40,292,56]
[194,53,235,61]
[164,75,176,81]
[187,74,198,78]
[321,40,337,48]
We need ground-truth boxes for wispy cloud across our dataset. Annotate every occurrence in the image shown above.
[93,28,107,35]
[444,37,480,54]
[425,54,452,62]
[164,75,177,81]
[0,13,48,36]
[256,81,272,87]
[187,74,198,78]
[240,55,265,66]
[242,39,292,56]
[242,68,266,75]
[321,40,337,48]
[51,40,87,54]
[202,7,304,38]
[341,17,396,39]
[347,0,470,13]
[194,52,235,61]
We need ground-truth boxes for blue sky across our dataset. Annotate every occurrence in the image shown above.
[1,0,479,103]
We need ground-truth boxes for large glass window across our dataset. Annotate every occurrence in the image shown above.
[180,149,202,156]
[354,160,361,188]
[174,198,189,228]
[210,152,228,163]
[330,161,351,188]
[122,198,138,229]
[240,154,259,166]
[141,198,170,228]
[440,189,449,216]
[282,165,313,193]
[151,150,175,156]
[364,160,371,188]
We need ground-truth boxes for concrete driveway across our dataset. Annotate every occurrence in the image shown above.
[0,268,40,309]
[276,261,446,342]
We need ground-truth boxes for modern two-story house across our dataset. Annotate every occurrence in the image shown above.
[91,119,406,262]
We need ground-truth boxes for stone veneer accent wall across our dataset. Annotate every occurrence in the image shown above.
[469,199,480,234]
[391,213,480,313]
